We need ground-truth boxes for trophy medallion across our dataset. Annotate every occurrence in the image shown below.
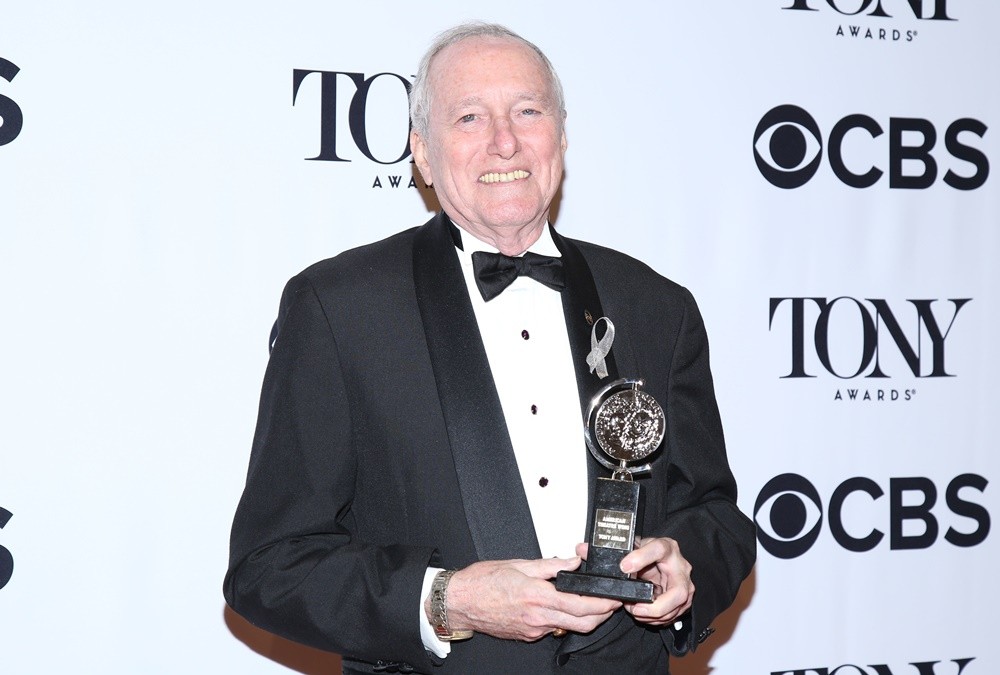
[555,378,664,603]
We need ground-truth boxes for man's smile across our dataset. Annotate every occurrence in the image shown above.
[478,170,531,184]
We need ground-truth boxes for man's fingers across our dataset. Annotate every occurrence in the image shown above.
[626,584,693,624]
[447,558,621,641]
[620,537,673,574]
[514,555,583,579]
[615,537,695,626]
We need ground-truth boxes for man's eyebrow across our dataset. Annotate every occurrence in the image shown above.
[514,92,554,107]
[448,91,553,114]
[449,96,485,113]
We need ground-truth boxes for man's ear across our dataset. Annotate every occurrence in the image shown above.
[410,129,433,187]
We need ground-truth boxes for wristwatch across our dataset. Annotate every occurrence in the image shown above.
[429,570,474,641]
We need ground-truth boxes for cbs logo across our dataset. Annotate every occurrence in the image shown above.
[0,507,12,590]
[753,104,988,190]
[1,57,24,147]
[754,472,989,558]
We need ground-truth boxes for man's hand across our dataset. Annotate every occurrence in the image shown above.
[576,536,694,627]
[621,537,694,625]
[432,557,622,641]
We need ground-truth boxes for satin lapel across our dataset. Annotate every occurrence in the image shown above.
[551,230,628,654]
[412,214,542,563]
[551,230,621,517]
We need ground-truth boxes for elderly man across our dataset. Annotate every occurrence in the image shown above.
[225,22,755,674]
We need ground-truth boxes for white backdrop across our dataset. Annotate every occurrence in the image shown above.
[1,2,997,673]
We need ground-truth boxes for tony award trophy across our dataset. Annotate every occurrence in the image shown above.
[556,378,665,603]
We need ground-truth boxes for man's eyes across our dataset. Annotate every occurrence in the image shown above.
[455,108,544,125]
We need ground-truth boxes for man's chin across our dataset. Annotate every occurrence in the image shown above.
[479,218,546,237]
[476,203,549,232]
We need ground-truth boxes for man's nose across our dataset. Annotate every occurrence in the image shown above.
[488,117,520,159]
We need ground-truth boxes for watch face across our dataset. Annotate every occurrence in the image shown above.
[594,388,665,463]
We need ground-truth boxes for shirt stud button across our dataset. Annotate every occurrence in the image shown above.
[521,329,530,340]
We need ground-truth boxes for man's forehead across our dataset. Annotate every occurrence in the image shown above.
[429,38,552,106]
[431,35,545,78]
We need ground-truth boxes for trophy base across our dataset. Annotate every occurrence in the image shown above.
[555,570,654,603]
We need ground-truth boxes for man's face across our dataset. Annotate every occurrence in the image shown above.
[411,37,567,243]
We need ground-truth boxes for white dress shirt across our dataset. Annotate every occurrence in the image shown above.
[421,224,589,656]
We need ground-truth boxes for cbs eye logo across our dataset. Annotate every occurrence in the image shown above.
[754,473,823,558]
[753,105,823,190]
[753,104,989,190]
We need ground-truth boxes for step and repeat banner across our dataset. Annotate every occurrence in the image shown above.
[2,2,996,673]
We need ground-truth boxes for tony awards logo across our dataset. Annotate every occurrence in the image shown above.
[556,319,664,602]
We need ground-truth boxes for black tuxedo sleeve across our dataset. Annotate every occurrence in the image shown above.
[645,287,756,656]
[224,273,437,670]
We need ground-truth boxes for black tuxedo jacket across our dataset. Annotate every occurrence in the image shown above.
[225,213,756,674]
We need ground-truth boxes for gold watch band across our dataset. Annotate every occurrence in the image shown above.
[430,570,474,641]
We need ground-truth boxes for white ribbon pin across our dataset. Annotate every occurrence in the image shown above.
[586,317,615,379]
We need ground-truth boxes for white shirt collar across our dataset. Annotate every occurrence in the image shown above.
[454,223,561,258]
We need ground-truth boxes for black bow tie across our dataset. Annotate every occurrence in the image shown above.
[471,250,566,301]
